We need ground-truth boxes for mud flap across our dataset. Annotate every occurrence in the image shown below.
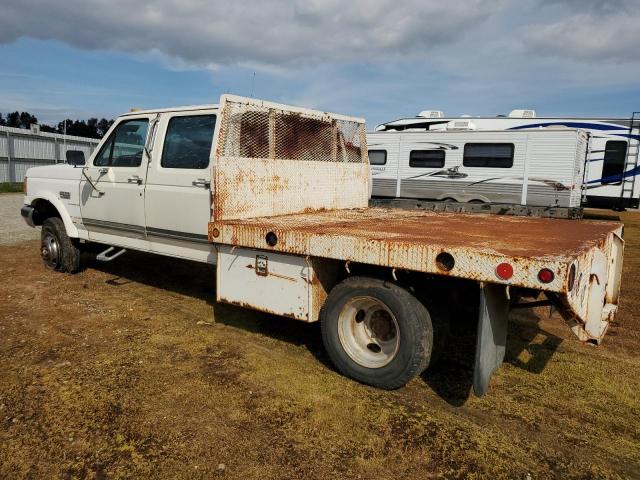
[473,284,509,396]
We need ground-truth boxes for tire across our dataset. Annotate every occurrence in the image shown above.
[40,217,81,273]
[320,276,433,390]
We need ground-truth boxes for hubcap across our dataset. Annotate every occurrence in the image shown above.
[41,233,60,269]
[337,296,400,368]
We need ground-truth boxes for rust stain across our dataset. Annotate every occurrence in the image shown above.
[213,208,620,259]
[226,299,306,321]
[244,263,297,283]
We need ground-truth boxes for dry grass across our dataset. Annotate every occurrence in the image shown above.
[1,211,639,479]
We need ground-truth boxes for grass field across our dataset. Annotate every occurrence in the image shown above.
[0,183,23,194]
[0,210,639,479]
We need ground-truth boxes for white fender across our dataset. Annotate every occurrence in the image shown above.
[29,191,79,238]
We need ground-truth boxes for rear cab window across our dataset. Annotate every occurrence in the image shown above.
[161,115,217,169]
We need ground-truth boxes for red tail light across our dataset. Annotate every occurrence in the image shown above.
[496,262,513,280]
[538,268,555,283]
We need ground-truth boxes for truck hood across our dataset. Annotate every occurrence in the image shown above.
[25,163,83,181]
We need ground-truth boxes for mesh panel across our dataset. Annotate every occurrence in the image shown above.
[218,99,366,163]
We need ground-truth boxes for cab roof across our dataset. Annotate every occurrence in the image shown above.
[119,104,219,117]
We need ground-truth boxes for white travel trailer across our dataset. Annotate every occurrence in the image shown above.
[375,110,640,209]
[368,128,589,214]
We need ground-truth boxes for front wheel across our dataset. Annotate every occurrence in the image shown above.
[41,217,81,273]
[321,276,433,390]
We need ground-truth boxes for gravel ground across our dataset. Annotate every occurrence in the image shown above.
[0,193,39,245]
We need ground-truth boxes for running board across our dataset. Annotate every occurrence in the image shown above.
[96,246,127,262]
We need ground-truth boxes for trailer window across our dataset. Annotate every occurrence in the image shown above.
[368,150,387,165]
[602,140,627,184]
[161,115,217,169]
[94,119,149,167]
[463,143,514,168]
[409,150,445,168]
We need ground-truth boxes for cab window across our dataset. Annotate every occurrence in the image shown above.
[94,118,149,167]
[161,115,217,169]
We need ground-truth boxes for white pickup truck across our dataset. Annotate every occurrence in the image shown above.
[21,95,625,395]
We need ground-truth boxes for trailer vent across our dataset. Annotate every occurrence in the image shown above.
[446,120,477,131]
[508,109,536,118]
[418,110,444,119]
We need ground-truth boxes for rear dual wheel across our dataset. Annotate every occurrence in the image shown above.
[321,276,435,390]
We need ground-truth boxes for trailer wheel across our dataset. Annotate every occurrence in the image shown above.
[321,276,433,390]
[41,217,81,273]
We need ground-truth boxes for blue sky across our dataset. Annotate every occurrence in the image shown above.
[0,0,639,128]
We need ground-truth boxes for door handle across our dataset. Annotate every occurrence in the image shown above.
[98,168,109,175]
[128,175,143,185]
[192,178,211,188]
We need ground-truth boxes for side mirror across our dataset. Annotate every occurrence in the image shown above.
[66,150,86,166]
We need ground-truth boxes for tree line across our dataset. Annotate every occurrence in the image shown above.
[0,111,114,139]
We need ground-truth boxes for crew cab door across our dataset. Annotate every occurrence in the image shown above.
[80,116,151,243]
[144,110,217,262]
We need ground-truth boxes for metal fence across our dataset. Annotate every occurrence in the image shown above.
[0,125,100,183]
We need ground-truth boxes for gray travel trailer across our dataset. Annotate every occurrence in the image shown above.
[375,110,639,209]
[368,128,589,215]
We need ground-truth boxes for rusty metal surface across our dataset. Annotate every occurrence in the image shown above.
[209,208,623,295]
[212,95,369,221]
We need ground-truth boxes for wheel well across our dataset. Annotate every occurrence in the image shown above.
[31,199,61,226]
[336,262,472,300]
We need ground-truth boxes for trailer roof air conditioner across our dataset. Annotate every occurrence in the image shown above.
[446,120,477,130]
[508,109,536,118]
[418,110,444,118]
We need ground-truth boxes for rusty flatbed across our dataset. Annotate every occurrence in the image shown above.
[210,207,624,344]
[205,96,626,394]
[210,208,621,289]
[208,95,624,355]
[211,208,619,259]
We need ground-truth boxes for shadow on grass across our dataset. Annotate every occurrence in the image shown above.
[85,249,333,368]
[86,249,561,406]
[422,305,563,406]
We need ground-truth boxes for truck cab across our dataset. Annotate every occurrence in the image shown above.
[22,105,219,264]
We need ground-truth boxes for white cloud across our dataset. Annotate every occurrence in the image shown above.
[522,10,640,62]
[0,0,505,67]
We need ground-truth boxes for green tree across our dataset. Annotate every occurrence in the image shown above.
[39,124,58,133]
[97,118,114,138]
[6,111,20,128]
[19,111,38,129]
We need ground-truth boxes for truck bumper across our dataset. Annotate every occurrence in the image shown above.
[21,204,36,228]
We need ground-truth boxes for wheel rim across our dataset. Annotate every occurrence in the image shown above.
[337,296,400,368]
[41,232,60,269]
